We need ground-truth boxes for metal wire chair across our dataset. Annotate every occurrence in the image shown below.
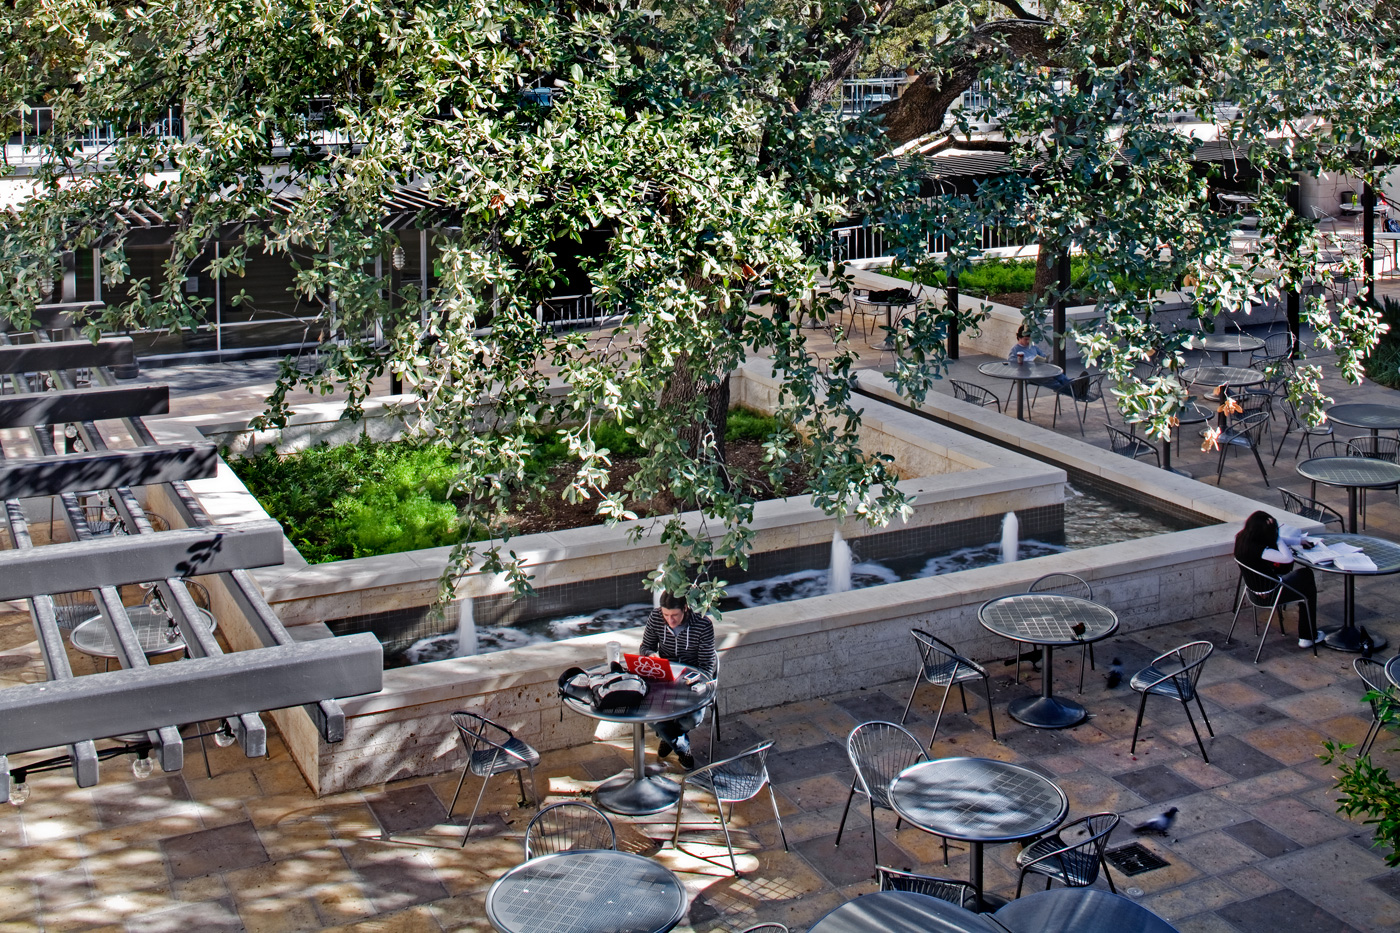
[877,866,977,908]
[951,379,1002,412]
[1045,371,1111,436]
[1015,812,1121,897]
[737,924,789,933]
[671,741,787,876]
[1130,641,1216,762]
[1250,330,1297,367]
[1346,434,1400,527]
[1278,487,1345,532]
[1273,396,1332,465]
[899,629,997,746]
[1214,410,1271,486]
[1028,573,1100,692]
[1354,658,1397,758]
[523,802,616,859]
[1106,425,1159,466]
[1226,558,1316,663]
[447,712,540,846]
[835,721,935,870]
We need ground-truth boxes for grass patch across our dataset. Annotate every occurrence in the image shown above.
[229,407,789,563]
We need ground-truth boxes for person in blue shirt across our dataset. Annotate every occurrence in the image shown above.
[1008,326,1072,390]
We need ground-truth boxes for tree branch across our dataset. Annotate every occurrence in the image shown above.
[871,19,1061,146]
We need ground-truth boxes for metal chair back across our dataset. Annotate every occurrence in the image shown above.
[846,721,926,812]
[737,925,790,933]
[1106,425,1159,466]
[951,379,1001,411]
[1310,439,1363,458]
[877,866,976,907]
[524,802,616,859]
[1354,657,1396,758]
[1015,812,1121,897]
[1142,640,1213,698]
[1251,331,1296,365]
[1278,488,1344,530]
[1347,434,1400,462]
[687,741,775,805]
[1029,573,1093,601]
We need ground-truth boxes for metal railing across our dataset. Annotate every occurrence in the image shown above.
[839,77,910,117]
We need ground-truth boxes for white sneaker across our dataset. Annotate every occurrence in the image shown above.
[1298,637,1315,648]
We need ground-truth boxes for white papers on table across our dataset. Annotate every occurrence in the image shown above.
[1279,524,1305,547]
[1297,542,1365,564]
[1333,553,1378,572]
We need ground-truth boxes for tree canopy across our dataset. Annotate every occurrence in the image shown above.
[3,0,1399,609]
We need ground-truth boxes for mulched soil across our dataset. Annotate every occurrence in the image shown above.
[505,438,811,536]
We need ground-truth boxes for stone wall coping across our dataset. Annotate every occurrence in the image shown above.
[853,369,1286,527]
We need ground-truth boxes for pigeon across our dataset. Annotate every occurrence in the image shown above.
[1105,658,1123,689]
[1132,807,1179,836]
[1360,627,1374,659]
[1070,621,1087,639]
[1003,648,1043,670]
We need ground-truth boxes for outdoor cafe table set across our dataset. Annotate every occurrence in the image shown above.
[494,576,1126,932]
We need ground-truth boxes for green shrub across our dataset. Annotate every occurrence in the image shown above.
[908,257,1168,301]
[231,408,790,563]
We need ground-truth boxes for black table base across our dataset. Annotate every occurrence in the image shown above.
[1008,694,1087,729]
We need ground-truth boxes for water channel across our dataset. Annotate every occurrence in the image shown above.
[400,485,1200,664]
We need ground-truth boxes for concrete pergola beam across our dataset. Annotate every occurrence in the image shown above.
[0,444,219,499]
[0,520,285,601]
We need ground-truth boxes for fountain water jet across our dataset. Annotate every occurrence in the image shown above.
[828,530,853,594]
[1001,512,1019,563]
[653,564,665,608]
[456,597,478,656]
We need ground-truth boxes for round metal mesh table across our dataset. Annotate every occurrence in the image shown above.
[1179,365,1264,389]
[890,758,1067,910]
[562,663,714,815]
[978,361,1064,421]
[1185,333,1264,364]
[979,594,1118,727]
[1291,533,1400,653]
[1326,403,1400,433]
[1295,456,1400,536]
[70,605,217,660]
[485,849,687,933]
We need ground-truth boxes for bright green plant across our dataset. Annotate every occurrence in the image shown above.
[232,409,788,563]
[1322,691,1400,866]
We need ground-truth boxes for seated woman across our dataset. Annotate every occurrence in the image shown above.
[1235,510,1319,647]
[639,591,717,770]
